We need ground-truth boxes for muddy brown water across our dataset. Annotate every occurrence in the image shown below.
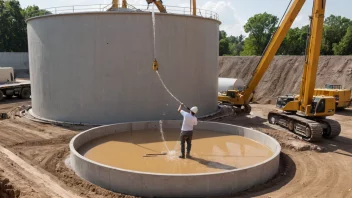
[79,129,273,174]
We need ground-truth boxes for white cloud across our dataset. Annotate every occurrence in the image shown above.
[201,1,246,36]
[292,14,309,28]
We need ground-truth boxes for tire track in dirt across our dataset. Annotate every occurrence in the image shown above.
[0,145,80,198]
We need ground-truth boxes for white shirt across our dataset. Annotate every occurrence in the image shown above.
[180,110,197,131]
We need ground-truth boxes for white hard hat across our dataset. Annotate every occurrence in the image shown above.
[190,106,198,114]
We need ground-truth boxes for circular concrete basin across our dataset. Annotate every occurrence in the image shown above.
[70,120,281,197]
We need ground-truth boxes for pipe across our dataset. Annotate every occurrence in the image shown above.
[192,0,196,15]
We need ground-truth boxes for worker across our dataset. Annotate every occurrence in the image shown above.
[177,103,198,159]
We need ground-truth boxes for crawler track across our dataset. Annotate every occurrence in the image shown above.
[320,118,341,139]
[268,111,323,142]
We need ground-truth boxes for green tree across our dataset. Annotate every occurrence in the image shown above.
[0,0,27,52]
[333,25,352,55]
[241,12,278,55]
[219,30,227,40]
[321,15,352,55]
[279,26,308,55]
[228,34,245,56]
[22,5,50,19]
[219,38,230,56]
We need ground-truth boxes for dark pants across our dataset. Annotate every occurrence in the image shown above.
[180,131,193,156]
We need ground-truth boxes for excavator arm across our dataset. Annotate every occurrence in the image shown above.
[242,0,306,103]
[298,0,326,114]
[146,0,167,13]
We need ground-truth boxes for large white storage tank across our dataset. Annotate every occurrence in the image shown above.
[27,11,220,124]
[218,78,245,93]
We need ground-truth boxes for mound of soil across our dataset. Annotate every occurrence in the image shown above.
[219,56,352,104]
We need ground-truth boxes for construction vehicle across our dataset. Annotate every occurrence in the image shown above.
[218,0,310,113]
[314,84,351,109]
[0,67,31,101]
[268,0,341,142]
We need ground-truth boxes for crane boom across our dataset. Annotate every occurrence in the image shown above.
[243,0,306,103]
[299,0,326,113]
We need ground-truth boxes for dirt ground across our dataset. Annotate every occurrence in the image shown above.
[0,99,351,198]
[219,56,352,104]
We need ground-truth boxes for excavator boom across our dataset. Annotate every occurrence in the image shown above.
[299,0,326,113]
[243,0,306,103]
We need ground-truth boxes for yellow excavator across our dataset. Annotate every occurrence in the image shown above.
[218,0,310,113]
[268,0,341,142]
[217,0,341,141]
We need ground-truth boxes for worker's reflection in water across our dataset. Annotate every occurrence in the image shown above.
[177,103,198,159]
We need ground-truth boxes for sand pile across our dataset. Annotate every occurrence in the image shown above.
[218,56,352,104]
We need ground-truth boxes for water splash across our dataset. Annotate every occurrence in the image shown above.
[159,120,180,160]
[152,4,181,161]
[159,120,170,153]
[166,150,178,160]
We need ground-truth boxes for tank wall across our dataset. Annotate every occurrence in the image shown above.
[27,13,219,124]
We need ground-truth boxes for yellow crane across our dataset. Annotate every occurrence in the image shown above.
[268,0,341,142]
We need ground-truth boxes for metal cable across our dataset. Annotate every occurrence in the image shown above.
[246,0,293,89]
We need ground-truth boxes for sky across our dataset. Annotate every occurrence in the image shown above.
[20,0,352,36]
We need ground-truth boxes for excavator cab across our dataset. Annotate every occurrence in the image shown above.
[275,95,296,109]
[226,90,236,98]
[277,94,335,116]
[309,96,335,116]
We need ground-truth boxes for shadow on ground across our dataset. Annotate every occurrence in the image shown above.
[335,108,352,116]
[0,98,31,105]
[188,156,237,170]
[220,152,296,198]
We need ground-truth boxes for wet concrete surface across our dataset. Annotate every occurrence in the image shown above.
[79,129,273,174]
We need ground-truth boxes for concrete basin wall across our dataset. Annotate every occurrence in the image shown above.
[70,121,281,197]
